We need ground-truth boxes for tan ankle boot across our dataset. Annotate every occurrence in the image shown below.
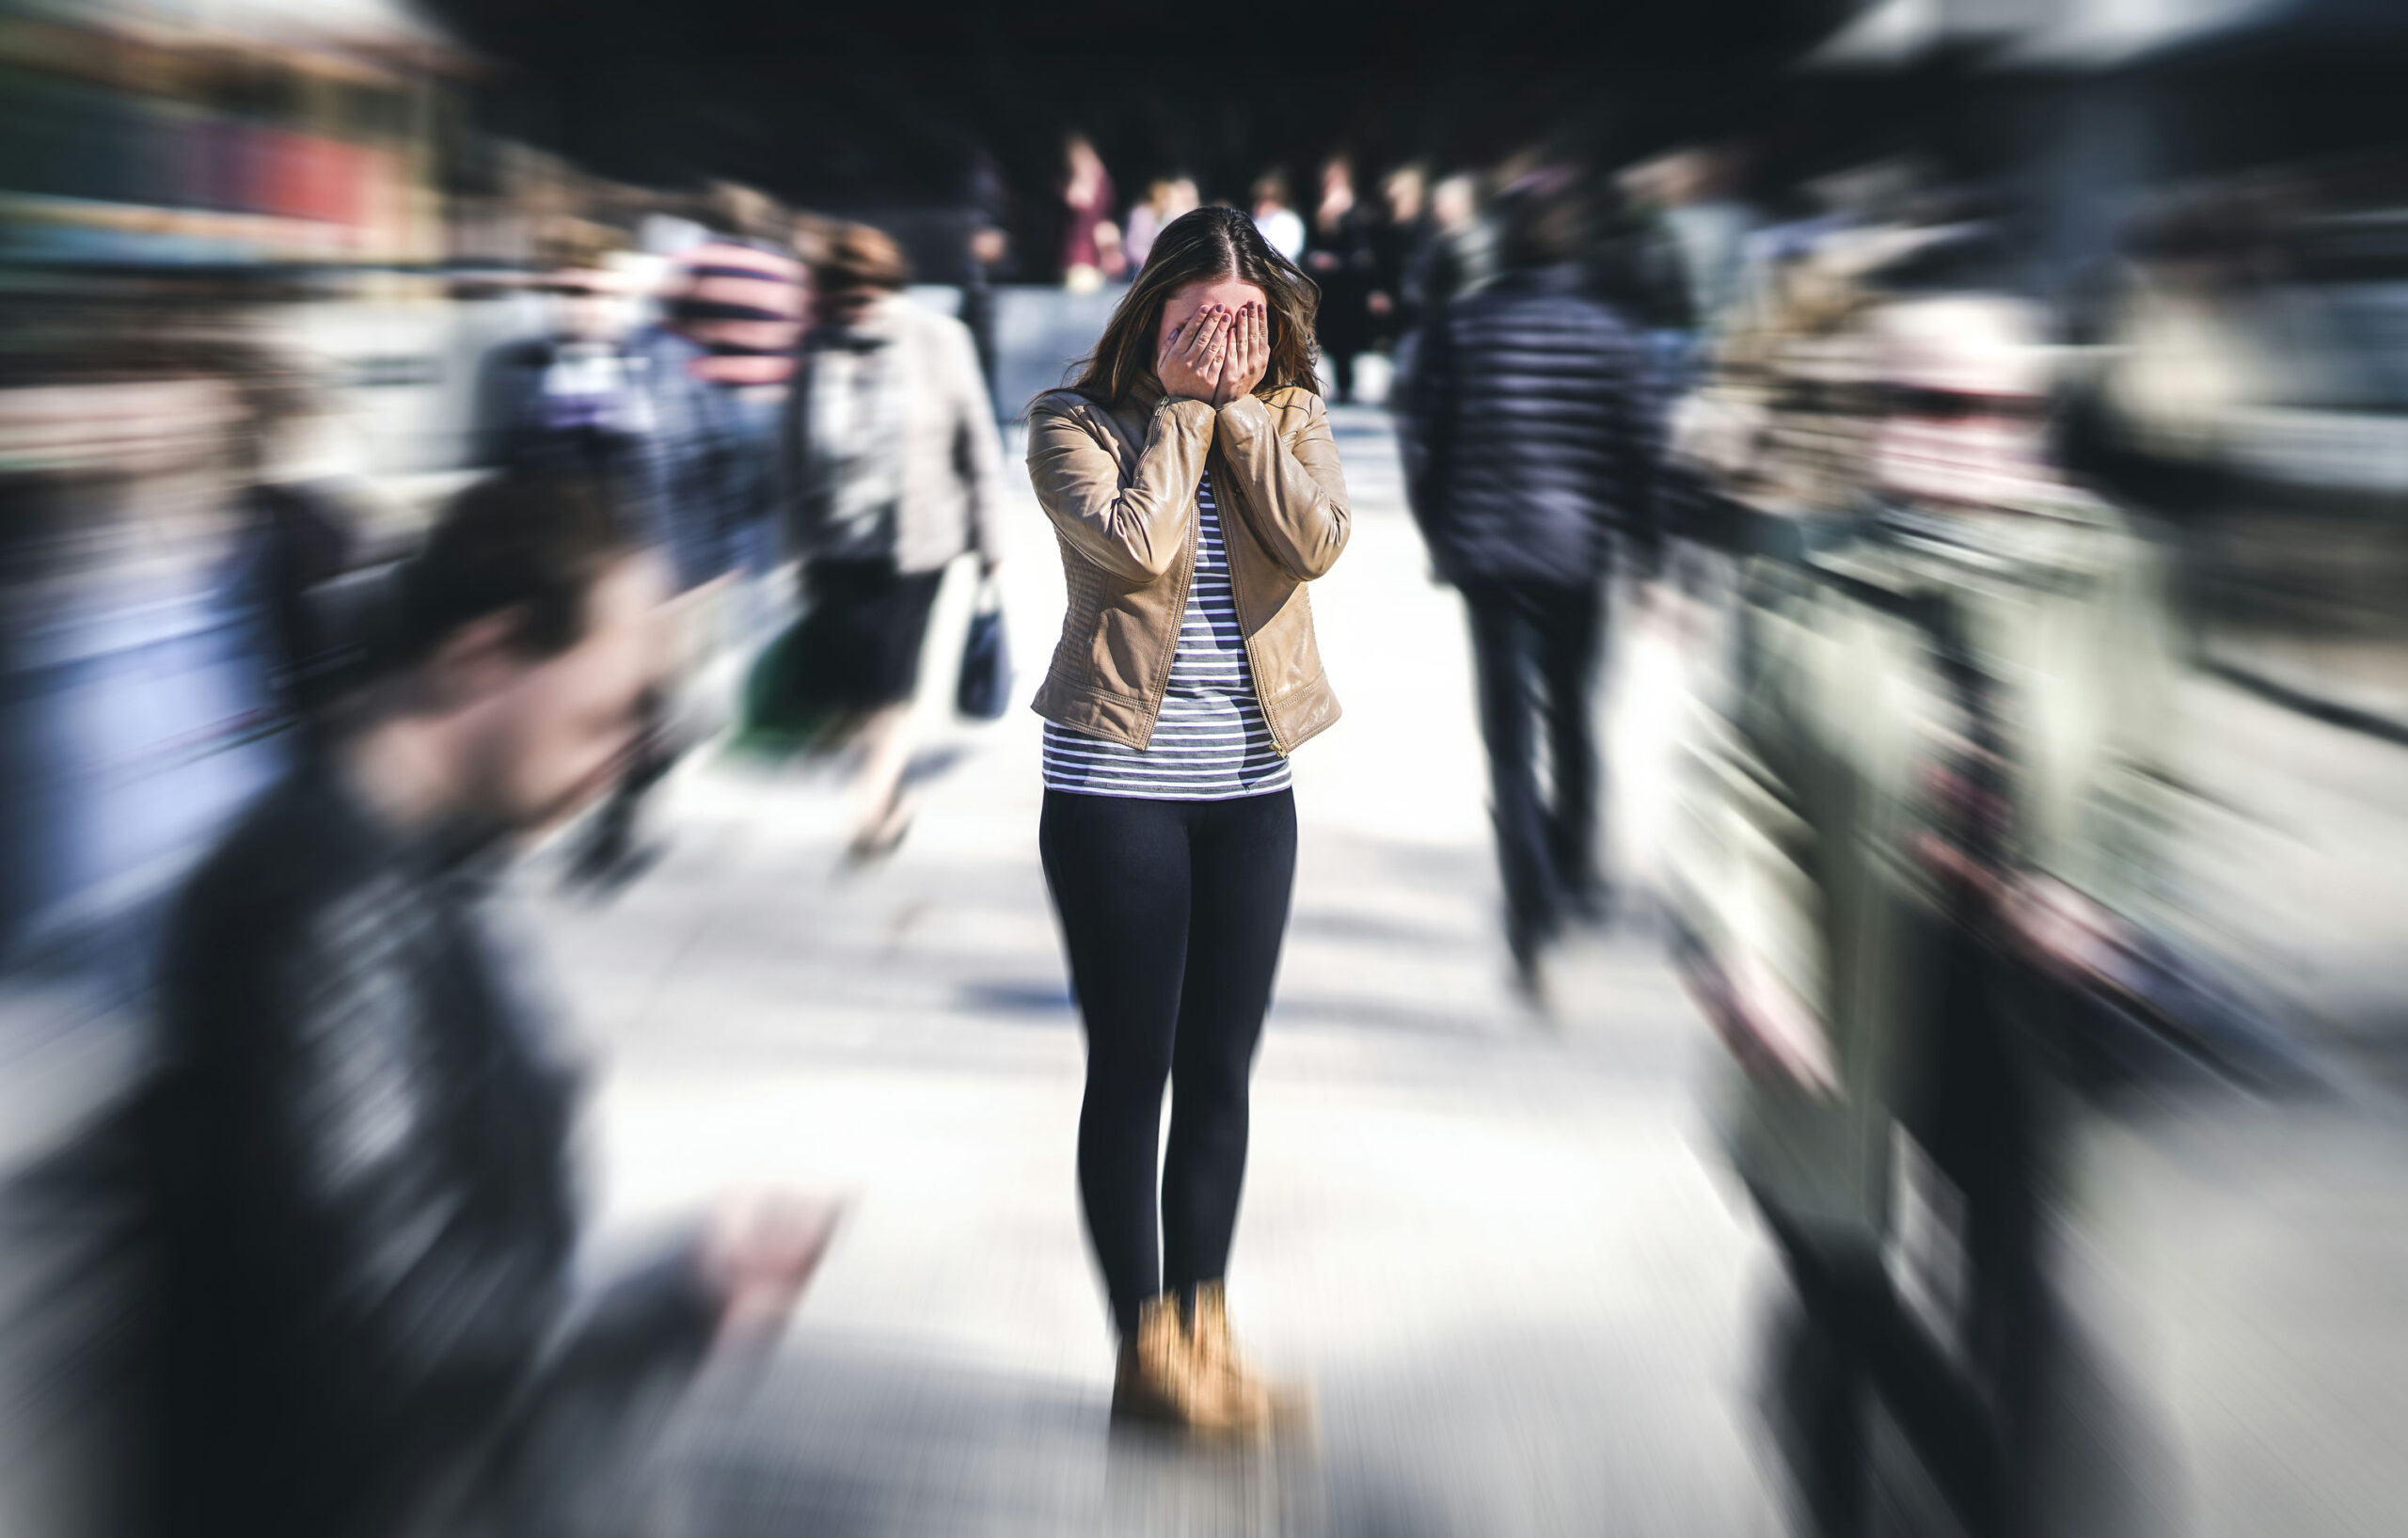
[1186,1282,1302,1433]
[1112,1295,1200,1427]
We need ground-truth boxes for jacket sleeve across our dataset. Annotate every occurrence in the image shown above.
[1211,391,1352,581]
[1025,394,1217,581]
[944,317,1007,564]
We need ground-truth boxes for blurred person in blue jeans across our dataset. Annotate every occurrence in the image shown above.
[138,470,837,1538]
[570,219,809,889]
[1396,182,1663,1004]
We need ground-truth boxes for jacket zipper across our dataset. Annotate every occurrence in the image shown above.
[1214,449,1291,756]
[1138,489,1196,750]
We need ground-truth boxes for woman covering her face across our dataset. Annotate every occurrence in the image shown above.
[1023,206,1350,1435]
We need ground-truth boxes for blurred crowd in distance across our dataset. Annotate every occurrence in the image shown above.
[2,0,2406,1534]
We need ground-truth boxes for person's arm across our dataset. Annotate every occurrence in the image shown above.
[1025,394,1215,581]
[1211,390,1351,581]
[944,317,1008,570]
[1612,321,1667,582]
[1678,579,1838,1093]
[1402,301,1458,550]
[779,355,820,562]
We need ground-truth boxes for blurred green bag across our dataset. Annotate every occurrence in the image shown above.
[731,613,843,757]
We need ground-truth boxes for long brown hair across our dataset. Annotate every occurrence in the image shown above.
[1065,206,1321,405]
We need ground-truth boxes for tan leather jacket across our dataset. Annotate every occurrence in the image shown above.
[1026,381,1350,753]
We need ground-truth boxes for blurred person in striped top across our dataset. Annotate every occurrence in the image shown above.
[566,192,807,890]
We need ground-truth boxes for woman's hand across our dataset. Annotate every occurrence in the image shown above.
[1155,304,1231,403]
[1212,300,1269,407]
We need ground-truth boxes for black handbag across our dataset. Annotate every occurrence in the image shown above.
[955,575,1011,721]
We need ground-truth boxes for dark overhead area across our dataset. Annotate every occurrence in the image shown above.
[420,0,1861,210]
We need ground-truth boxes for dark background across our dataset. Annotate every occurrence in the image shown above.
[424,0,1860,262]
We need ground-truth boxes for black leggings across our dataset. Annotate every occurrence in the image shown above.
[1038,788,1297,1338]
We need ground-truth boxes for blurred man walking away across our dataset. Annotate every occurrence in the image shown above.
[139,471,836,1538]
[1304,153,1380,404]
[1397,182,1662,1004]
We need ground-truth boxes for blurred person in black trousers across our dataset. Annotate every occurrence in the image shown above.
[139,471,837,1538]
[1396,183,1663,1004]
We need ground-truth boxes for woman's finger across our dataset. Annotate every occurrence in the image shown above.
[1189,312,1223,371]
[1181,307,1221,362]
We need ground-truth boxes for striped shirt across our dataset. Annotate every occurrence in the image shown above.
[670,238,806,387]
[1042,475,1292,801]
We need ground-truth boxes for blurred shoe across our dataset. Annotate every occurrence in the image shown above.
[1560,879,1616,931]
[1507,912,1555,1016]
[843,796,916,867]
[1112,1294,1205,1430]
[563,817,664,896]
[1187,1282,1307,1435]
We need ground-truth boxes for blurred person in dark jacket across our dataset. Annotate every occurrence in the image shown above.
[474,245,651,493]
[960,150,1020,414]
[1391,170,1489,413]
[141,470,837,1538]
[1370,163,1431,349]
[212,345,372,762]
[783,223,1006,861]
[1304,153,1381,404]
[1396,184,1663,1003]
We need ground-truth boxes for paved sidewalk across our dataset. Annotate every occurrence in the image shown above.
[530,408,2408,1537]
[536,408,1786,1536]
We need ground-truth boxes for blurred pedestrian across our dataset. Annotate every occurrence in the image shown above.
[563,217,807,891]
[214,345,372,761]
[1250,169,1305,262]
[961,149,1019,413]
[1061,134,1124,293]
[473,238,650,492]
[1124,175,1200,273]
[1304,153,1381,403]
[1653,146,1760,342]
[1404,171,1492,312]
[141,470,838,1538]
[783,223,1006,861]
[1370,163,1430,347]
[1675,288,2185,1538]
[1395,185,1663,1003]
[1026,206,1348,1435]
